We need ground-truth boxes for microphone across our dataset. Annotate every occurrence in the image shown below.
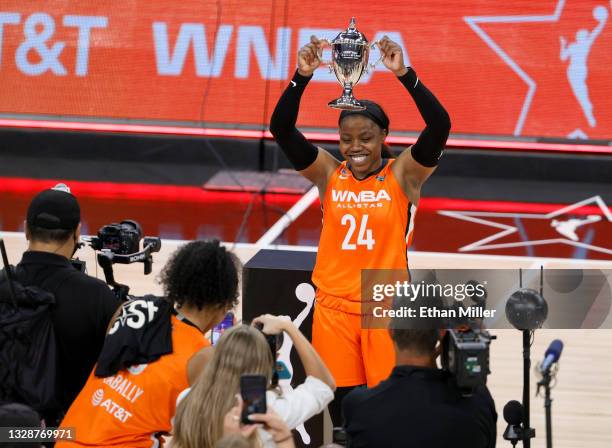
[506,288,548,330]
[503,400,524,445]
[539,339,564,374]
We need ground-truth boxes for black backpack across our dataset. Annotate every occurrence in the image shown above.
[0,240,68,422]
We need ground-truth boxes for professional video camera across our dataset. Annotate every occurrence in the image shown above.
[79,220,161,300]
[438,280,495,397]
[442,328,495,397]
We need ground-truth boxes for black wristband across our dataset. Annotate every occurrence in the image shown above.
[397,67,419,91]
[292,70,313,86]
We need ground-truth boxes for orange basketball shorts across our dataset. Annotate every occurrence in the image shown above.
[312,290,395,388]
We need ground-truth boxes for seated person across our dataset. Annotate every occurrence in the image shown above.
[171,315,335,448]
[56,240,240,447]
[343,327,497,447]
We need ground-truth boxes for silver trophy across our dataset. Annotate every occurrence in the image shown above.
[322,18,381,110]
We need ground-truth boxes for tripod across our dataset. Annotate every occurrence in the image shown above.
[504,268,547,447]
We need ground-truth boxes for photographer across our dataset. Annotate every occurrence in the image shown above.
[13,184,120,421]
[342,326,497,448]
[172,316,335,448]
[56,240,240,448]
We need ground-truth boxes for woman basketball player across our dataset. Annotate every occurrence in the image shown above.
[270,36,450,426]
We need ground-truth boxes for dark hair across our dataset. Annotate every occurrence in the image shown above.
[26,223,75,244]
[389,289,442,354]
[160,240,241,310]
[338,100,389,131]
[391,329,440,355]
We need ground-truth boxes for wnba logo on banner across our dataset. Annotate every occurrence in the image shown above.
[0,11,408,82]
[152,22,408,81]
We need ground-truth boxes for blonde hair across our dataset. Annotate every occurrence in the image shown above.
[216,434,255,448]
[172,325,273,448]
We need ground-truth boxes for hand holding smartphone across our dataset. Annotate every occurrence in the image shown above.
[240,374,267,425]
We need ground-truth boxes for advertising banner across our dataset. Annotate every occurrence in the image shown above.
[1,0,611,140]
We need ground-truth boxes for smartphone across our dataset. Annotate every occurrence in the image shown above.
[240,374,267,424]
[211,312,234,345]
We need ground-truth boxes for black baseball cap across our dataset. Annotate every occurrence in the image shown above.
[26,183,80,230]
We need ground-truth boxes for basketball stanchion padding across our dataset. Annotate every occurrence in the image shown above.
[243,249,322,448]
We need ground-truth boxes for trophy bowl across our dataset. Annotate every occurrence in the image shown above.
[324,18,379,110]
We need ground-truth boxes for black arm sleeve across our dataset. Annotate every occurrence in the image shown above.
[398,68,451,167]
[269,70,319,171]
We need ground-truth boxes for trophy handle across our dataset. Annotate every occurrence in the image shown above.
[317,38,333,71]
[366,41,384,73]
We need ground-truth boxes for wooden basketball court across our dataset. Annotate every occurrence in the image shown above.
[2,232,611,448]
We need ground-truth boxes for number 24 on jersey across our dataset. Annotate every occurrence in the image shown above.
[341,214,375,250]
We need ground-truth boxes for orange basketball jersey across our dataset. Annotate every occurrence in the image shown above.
[312,159,416,301]
[56,315,208,448]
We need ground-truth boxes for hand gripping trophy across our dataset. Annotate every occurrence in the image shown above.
[321,17,381,110]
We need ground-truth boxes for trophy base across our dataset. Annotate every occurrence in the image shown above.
[328,97,366,111]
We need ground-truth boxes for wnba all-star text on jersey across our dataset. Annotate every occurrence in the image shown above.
[331,189,391,209]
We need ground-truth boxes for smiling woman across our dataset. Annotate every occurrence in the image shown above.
[269,34,450,427]
[338,100,396,171]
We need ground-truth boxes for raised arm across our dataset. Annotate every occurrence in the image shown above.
[253,314,336,390]
[269,36,339,191]
[590,10,608,43]
[378,37,451,204]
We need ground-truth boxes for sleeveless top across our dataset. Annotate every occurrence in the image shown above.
[312,159,416,301]
[56,315,208,448]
